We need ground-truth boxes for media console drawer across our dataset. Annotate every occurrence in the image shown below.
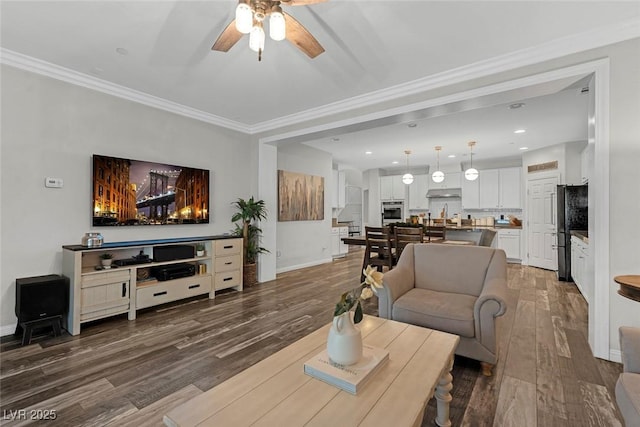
[215,239,241,256]
[214,254,241,273]
[215,270,241,291]
[136,275,212,310]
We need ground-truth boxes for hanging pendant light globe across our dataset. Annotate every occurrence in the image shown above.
[464,141,479,181]
[402,150,414,184]
[432,146,445,183]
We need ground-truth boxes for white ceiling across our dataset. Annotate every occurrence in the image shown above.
[2,1,639,170]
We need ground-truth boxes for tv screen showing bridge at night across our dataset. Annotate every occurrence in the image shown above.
[92,154,210,226]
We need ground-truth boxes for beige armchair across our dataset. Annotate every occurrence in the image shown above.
[616,326,640,427]
[378,243,508,376]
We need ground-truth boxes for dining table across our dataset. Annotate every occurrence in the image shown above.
[341,235,476,246]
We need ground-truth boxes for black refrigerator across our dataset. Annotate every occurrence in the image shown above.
[557,185,588,281]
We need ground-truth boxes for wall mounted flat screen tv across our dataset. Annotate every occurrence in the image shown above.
[92,154,210,226]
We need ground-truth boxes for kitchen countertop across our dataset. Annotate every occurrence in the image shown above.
[444,225,522,231]
[571,230,589,243]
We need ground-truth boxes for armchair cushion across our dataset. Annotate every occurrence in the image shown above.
[393,289,476,338]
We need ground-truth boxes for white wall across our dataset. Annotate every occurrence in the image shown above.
[276,144,332,272]
[0,65,254,333]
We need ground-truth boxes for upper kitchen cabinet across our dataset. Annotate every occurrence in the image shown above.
[380,175,405,200]
[431,171,461,189]
[461,174,480,209]
[499,167,522,209]
[408,174,429,209]
[479,167,521,209]
[331,170,346,208]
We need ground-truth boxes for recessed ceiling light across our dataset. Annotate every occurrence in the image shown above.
[514,129,526,134]
[331,137,340,142]
[392,161,399,164]
[509,102,525,109]
[519,147,529,150]
[407,123,417,128]
[365,151,372,155]
[448,154,456,158]
[116,47,129,55]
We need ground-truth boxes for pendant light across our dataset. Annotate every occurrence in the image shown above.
[402,150,414,185]
[464,141,479,181]
[432,146,445,183]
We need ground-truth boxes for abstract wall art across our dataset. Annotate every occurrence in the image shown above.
[277,170,325,221]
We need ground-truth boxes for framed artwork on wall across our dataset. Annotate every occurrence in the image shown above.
[277,170,325,221]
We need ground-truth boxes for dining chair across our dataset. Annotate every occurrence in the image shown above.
[394,226,424,260]
[425,225,447,242]
[362,226,395,280]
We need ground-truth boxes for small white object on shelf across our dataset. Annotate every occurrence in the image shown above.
[304,344,389,394]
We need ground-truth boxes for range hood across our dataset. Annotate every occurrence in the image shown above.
[426,188,462,199]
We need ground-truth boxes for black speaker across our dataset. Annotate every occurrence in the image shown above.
[15,274,69,323]
[153,244,195,262]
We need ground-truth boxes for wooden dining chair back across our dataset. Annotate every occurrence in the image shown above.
[425,225,447,242]
[362,226,394,280]
[394,227,424,260]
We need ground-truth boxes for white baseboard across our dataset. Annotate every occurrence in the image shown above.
[1,324,17,338]
[609,349,622,364]
[276,258,333,274]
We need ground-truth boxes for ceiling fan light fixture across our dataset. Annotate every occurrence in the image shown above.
[432,146,445,183]
[249,22,265,53]
[235,1,253,34]
[269,6,286,41]
[464,141,479,181]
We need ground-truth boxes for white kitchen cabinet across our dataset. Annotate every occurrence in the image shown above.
[499,167,522,209]
[478,168,521,209]
[331,170,346,208]
[497,229,521,262]
[571,236,590,303]
[431,171,461,189]
[331,227,349,258]
[461,174,480,209]
[408,174,429,209]
[380,175,405,200]
[479,169,500,208]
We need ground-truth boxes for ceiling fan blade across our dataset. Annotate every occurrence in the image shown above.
[212,20,243,52]
[284,12,325,58]
[282,0,328,5]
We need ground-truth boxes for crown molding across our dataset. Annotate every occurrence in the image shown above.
[1,18,637,136]
[0,48,251,134]
[249,18,640,134]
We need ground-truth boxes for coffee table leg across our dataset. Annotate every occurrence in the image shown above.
[434,356,454,427]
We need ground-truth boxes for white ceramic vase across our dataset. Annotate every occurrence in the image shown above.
[327,312,363,366]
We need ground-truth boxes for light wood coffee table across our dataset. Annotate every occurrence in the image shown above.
[164,315,459,427]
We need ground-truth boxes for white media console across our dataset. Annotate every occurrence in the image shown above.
[62,235,243,335]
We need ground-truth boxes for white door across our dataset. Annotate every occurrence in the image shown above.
[527,176,558,270]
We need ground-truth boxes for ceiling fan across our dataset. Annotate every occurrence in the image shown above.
[212,0,326,61]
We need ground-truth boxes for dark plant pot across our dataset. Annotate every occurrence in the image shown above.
[243,263,258,287]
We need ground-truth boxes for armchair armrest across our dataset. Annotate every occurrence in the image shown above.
[620,326,640,373]
[474,250,508,350]
[378,264,415,319]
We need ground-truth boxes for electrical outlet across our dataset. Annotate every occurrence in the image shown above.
[45,177,63,188]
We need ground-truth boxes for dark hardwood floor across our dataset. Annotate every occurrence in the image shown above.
[0,247,623,426]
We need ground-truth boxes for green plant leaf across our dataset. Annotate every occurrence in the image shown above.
[354,301,363,324]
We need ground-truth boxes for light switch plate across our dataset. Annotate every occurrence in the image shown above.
[45,177,64,188]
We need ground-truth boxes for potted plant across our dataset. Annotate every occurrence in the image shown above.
[99,253,114,269]
[231,197,268,286]
[195,243,205,257]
